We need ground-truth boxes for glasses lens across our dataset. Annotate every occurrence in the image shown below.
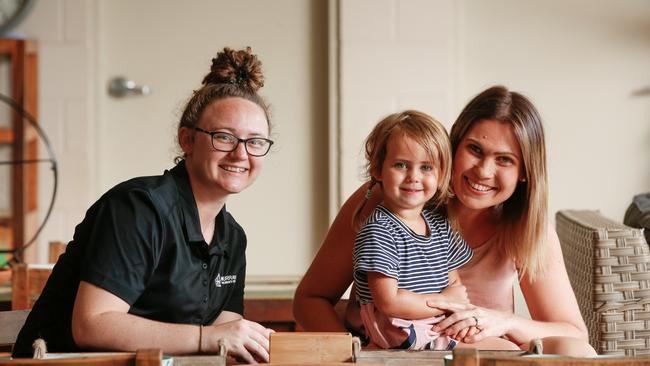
[246,139,271,156]
[212,132,237,151]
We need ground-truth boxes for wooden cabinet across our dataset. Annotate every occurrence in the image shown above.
[0,39,38,265]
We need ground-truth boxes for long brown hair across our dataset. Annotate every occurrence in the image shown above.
[175,47,270,162]
[450,85,548,280]
[353,110,452,229]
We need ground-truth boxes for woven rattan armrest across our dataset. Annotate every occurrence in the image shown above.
[557,210,650,356]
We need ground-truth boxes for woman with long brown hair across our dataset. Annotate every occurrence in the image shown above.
[294,86,595,355]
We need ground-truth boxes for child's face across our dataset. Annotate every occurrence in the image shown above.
[376,133,439,218]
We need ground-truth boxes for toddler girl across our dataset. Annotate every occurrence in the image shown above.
[353,110,471,350]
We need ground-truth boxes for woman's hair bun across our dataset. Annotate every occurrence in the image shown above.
[202,47,264,92]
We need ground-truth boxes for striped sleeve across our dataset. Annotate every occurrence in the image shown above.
[353,222,399,279]
[446,227,473,271]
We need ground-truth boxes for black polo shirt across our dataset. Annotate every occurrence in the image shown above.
[13,161,247,357]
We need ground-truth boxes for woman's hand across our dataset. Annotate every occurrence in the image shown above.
[428,300,513,343]
[205,319,273,364]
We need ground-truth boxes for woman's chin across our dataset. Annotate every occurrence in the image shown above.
[456,193,497,211]
[220,184,245,194]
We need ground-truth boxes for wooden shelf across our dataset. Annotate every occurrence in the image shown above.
[0,39,38,260]
[0,128,12,144]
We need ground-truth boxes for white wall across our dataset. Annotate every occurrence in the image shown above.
[337,0,459,204]
[458,0,650,222]
[336,0,650,222]
[11,0,650,282]
[13,0,97,263]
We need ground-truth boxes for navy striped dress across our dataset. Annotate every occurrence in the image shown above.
[353,205,473,304]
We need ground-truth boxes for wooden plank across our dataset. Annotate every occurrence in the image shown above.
[24,40,37,120]
[0,351,161,365]
[244,298,293,322]
[11,264,53,310]
[10,39,26,251]
[453,348,478,366]
[0,269,10,285]
[0,40,16,54]
[49,241,66,264]
[171,355,225,366]
[270,332,353,364]
[23,39,38,226]
[0,38,39,261]
[25,138,37,212]
[0,225,11,254]
[357,350,450,365]
[0,127,12,143]
[11,264,27,310]
[475,355,650,366]
[135,348,161,366]
[0,40,16,56]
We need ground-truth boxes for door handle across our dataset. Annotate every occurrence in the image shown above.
[632,86,650,97]
[108,76,151,98]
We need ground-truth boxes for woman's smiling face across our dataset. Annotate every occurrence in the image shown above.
[452,119,524,211]
[181,97,269,197]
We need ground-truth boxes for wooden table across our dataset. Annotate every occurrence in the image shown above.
[2,347,647,365]
[310,349,650,366]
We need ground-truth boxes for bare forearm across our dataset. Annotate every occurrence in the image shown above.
[505,314,589,345]
[378,290,445,319]
[74,311,201,354]
[293,295,347,332]
[509,226,590,345]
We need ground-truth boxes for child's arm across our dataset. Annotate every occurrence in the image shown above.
[439,270,469,305]
[440,270,480,339]
[368,272,449,319]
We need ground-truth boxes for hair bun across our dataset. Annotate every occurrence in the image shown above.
[202,47,264,92]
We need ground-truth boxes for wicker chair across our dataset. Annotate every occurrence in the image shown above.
[556,210,650,356]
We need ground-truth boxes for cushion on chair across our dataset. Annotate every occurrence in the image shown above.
[556,210,650,356]
[624,192,650,244]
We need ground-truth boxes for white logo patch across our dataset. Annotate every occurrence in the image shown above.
[214,273,237,287]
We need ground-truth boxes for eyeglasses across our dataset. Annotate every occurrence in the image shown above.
[192,127,274,157]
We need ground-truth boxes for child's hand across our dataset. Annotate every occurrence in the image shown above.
[449,325,480,341]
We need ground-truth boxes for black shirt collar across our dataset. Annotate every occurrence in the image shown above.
[169,160,230,256]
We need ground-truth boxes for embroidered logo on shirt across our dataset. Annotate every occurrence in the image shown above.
[214,273,237,287]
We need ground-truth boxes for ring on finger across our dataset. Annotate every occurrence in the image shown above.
[472,315,480,327]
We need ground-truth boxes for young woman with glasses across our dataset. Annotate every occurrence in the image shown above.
[13,47,274,363]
